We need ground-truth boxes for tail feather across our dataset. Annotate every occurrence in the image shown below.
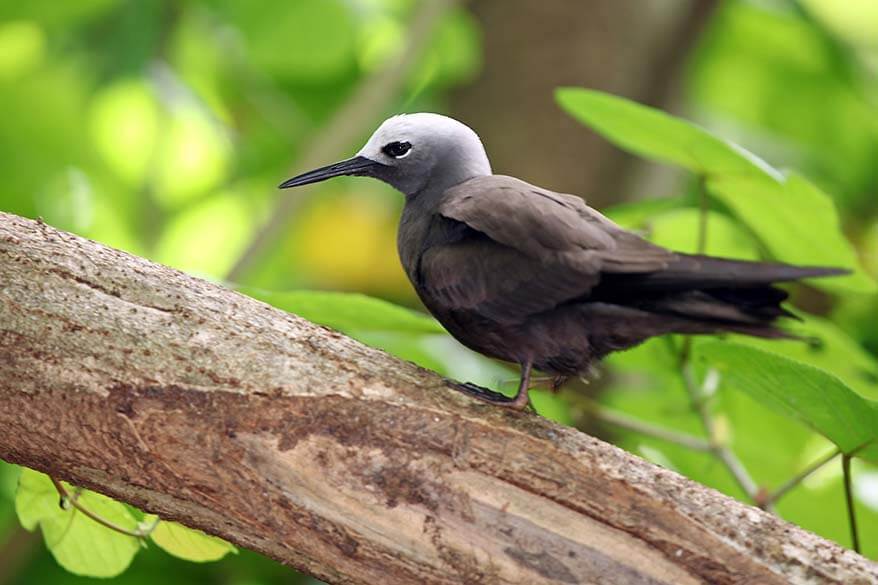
[632,254,849,292]
[589,253,847,345]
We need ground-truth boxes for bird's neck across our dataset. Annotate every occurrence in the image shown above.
[396,185,452,282]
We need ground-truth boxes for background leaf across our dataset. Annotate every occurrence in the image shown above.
[150,519,236,563]
[555,87,778,177]
[698,342,878,462]
[15,469,140,577]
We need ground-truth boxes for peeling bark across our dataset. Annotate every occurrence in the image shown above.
[0,212,875,585]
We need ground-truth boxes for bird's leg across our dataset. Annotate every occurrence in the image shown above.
[508,361,533,410]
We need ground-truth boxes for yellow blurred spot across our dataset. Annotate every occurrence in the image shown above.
[713,414,732,447]
[293,191,411,295]
[0,21,45,78]
[89,80,160,186]
[801,0,878,48]
[155,192,251,277]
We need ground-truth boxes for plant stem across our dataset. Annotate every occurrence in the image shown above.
[758,448,841,509]
[678,357,765,506]
[50,477,157,540]
[696,175,709,253]
[581,398,714,452]
[842,455,860,553]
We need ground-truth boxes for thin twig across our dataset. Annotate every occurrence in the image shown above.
[226,0,458,282]
[758,448,841,509]
[842,455,860,553]
[695,175,709,253]
[50,477,157,540]
[676,179,765,508]
[581,398,714,452]
[678,358,764,505]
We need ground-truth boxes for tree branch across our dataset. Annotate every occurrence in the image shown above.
[0,212,876,584]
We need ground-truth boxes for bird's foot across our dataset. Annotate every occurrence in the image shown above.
[450,381,533,411]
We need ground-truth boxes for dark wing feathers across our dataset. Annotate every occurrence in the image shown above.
[424,175,844,327]
[440,175,673,272]
[419,237,598,323]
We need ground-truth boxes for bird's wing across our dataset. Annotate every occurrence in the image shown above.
[417,176,675,322]
[417,236,598,323]
[438,175,675,274]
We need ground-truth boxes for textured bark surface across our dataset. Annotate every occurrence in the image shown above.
[0,211,876,585]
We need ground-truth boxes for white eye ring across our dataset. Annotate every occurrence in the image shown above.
[396,148,412,159]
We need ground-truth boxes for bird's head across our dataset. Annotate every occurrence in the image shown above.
[279,113,492,197]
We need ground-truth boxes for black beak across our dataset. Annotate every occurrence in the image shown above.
[278,156,385,189]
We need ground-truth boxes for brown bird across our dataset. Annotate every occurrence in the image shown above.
[280,113,846,410]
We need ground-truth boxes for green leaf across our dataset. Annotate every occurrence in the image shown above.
[15,469,140,577]
[15,468,58,531]
[698,342,878,462]
[555,87,778,177]
[726,314,878,401]
[241,288,445,335]
[149,519,236,562]
[707,172,876,293]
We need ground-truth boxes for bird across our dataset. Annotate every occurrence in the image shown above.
[279,113,847,410]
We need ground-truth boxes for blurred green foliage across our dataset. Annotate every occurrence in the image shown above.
[1,0,878,582]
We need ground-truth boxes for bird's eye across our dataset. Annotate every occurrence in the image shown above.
[382,141,412,158]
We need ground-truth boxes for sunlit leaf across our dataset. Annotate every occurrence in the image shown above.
[801,0,878,47]
[555,87,779,178]
[15,469,140,577]
[698,342,878,462]
[14,468,58,531]
[149,518,236,562]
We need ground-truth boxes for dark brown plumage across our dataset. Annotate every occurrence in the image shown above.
[280,113,847,410]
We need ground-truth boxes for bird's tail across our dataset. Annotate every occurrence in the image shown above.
[634,254,849,291]
[629,256,849,339]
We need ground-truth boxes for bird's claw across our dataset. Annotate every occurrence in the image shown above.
[449,381,533,411]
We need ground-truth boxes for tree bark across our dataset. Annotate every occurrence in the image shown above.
[0,211,875,585]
